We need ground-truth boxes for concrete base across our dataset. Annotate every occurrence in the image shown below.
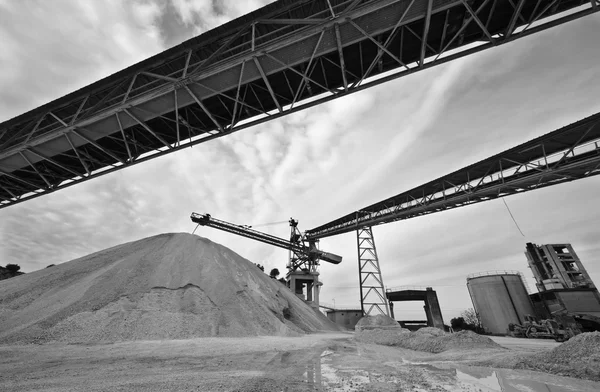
[386,287,445,330]
[289,270,321,306]
[326,309,363,329]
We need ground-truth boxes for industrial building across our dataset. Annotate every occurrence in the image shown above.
[468,243,600,335]
[525,243,600,330]
[467,271,534,335]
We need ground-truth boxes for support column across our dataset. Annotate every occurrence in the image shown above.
[424,288,445,329]
[357,226,390,316]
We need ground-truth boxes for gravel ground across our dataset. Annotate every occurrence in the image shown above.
[2,332,599,392]
[355,327,600,382]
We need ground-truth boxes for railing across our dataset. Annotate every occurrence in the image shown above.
[467,270,524,279]
[319,302,362,311]
[386,285,432,292]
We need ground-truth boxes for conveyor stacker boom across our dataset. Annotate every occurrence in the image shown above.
[190,213,342,273]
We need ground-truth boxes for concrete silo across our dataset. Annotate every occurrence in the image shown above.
[467,271,535,335]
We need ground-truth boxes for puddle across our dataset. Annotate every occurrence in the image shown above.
[299,353,600,392]
[302,349,373,392]
[403,360,599,392]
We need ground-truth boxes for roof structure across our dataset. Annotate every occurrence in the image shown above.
[307,111,600,238]
[1,0,598,209]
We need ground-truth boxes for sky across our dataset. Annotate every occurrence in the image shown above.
[1,1,599,322]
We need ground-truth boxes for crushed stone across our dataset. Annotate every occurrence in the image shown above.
[413,327,446,337]
[0,233,341,344]
[355,314,404,331]
[513,332,600,381]
[355,328,503,353]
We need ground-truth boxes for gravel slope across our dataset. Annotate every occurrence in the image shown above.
[0,233,340,344]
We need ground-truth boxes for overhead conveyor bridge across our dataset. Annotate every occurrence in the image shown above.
[306,111,600,239]
[1,0,598,208]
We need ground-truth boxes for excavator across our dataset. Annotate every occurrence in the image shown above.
[190,213,342,275]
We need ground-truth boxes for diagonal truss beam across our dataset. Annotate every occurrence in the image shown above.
[184,85,225,132]
[420,0,434,65]
[72,129,126,165]
[334,23,349,91]
[18,151,51,188]
[26,148,81,178]
[253,56,283,113]
[459,0,495,43]
[64,134,91,176]
[124,109,173,149]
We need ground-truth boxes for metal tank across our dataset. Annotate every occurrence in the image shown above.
[467,271,535,335]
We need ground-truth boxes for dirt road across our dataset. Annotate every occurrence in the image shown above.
[0,332,598,391]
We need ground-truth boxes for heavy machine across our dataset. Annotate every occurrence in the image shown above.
[508,314,580,342]
[190,213,342,272]
[190,213,342,305]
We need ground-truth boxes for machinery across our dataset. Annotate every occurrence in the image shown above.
[190,213,342,272]
[190,213,342,305]
[508,314,580,342]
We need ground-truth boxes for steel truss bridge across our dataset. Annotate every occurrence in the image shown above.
[306,112,600,238]
[305,111,600,316]
[1,0,598,208]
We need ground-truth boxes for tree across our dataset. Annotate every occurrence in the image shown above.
[278,277,287,285]
[46,264,55,268]
[269,268,280,279]
[254,263,265,272]
[451,317,466,330]
[461,308,482,329]
[5,264,20,273]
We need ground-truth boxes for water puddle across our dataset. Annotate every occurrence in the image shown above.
[298,352,599,391]
[403,359,598,392]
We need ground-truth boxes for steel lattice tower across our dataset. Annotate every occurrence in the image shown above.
[356,226,389,316]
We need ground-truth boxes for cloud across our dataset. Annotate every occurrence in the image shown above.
[170,0,275,33]
[0,0,165,122]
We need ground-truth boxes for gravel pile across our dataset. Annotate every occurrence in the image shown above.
[0,233,341,344]
[514,332,600,380]
[355,314,404,331]
[356,328,503,353]
[414,327,445,337]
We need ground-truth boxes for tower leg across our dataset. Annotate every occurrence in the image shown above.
[356,226,390,317]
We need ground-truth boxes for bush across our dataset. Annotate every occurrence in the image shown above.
[5,264,20,273]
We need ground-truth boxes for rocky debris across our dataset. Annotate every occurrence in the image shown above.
[513,332,600,381]
[414,327,446,337]
[355,328,503,353]
[355,314,404,331]
[0,233,341,344]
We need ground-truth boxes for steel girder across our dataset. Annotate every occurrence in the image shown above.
[307,111,600,239]
[1,0,598,209]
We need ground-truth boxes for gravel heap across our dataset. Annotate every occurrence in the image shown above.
[514,332,600,381]
[0,233,341,344]
[414,327,445,337]
[356,328,503,353]
[355,314,405,331]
